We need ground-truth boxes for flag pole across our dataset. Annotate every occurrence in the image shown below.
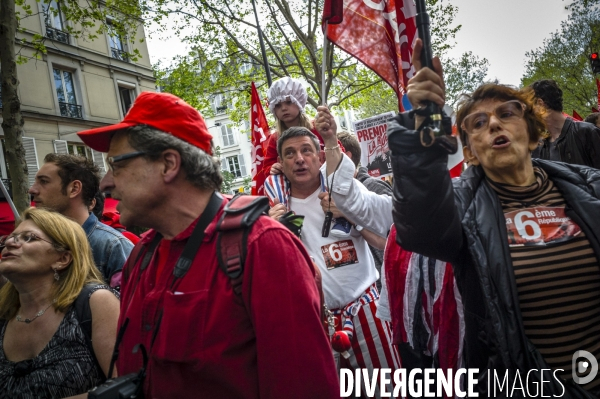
[251,0,272,87]
[321,21,329,105]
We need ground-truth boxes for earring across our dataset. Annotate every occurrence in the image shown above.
[54,269,60,281]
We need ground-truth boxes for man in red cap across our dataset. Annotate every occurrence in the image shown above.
[78,92,339,398]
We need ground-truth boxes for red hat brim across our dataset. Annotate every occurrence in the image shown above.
[78,121,138,152]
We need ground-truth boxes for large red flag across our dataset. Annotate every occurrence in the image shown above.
[323,0,343,24]
[572,110,583,121]
[250,82,271,196]
[324,0,417,111]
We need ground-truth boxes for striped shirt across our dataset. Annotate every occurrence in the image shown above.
[489,167,600,392]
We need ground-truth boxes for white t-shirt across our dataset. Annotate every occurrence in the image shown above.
[291,187,378,309]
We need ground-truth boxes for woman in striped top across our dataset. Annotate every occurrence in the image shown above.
[387,39,600,398]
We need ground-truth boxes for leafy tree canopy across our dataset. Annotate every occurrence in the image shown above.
[151,0,488,123]
[521,0,600,116]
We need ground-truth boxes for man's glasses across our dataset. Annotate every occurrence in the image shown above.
[0,231,55,248]
[461,100,526,135]
[106,151,146,172]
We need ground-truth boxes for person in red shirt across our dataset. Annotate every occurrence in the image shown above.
[77,92,339,398]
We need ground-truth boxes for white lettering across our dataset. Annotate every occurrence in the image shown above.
[340,369,353,397]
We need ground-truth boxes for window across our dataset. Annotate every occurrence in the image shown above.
[220,124,235,147]
[222,154,247,178]
[43,1,69,43]
[107,20,129,61]
[213,94,228,114]
[68,143,92,159]
[53,68,82,119]
[119,86,135,116]
[239,62,252,74]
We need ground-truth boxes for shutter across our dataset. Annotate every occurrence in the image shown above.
[91,149,106,175]
[221,157,228,172]
[22,137,39,187]
[53,139,68,154]
[238,154,246,177]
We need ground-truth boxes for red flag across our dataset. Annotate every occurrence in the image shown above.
[572,110,583,121]
[322,0,343,24]
[250,82,271,196]
[324,0,418,111]
[593,107,599,113]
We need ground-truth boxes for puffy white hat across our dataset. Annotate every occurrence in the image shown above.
[267,77,308,116]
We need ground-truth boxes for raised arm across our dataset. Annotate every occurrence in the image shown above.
[387,39,463,263]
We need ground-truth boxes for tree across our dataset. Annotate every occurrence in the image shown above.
[151,0,487,123]
[521,1,600,116]
[0,0,142,212]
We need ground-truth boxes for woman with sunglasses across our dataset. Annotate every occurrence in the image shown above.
[386,39,600,398]
[0,208,120,398]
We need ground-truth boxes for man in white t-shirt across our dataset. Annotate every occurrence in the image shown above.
[268,126,399,397]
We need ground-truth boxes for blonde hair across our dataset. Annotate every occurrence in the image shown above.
[0,208,104,320]
[275,112,313,136]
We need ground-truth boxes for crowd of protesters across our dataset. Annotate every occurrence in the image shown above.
[0,40,599,399]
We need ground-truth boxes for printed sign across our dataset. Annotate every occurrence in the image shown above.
[353,112,395,178]
[321,240,359,270]
[504,207,581,246]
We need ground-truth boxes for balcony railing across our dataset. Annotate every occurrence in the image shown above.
[111,47,129,62]
[45,26,69,44]
[215,105,228,114]
[59,102,83,119]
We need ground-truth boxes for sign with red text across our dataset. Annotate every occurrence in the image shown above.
[353,112,395,177]
[504,207,581,247]
[322,239,359,270]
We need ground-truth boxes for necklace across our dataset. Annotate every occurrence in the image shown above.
[16,299,57,324]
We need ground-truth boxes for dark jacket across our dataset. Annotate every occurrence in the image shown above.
[532,118,600,169]
[387,112,600,398]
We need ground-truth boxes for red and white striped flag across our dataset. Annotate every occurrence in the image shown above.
[250,82,271,196]
[385,226,465,397]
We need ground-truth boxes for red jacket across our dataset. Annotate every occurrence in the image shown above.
[116,199,340,398]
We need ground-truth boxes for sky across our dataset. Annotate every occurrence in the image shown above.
[145,0,574,88]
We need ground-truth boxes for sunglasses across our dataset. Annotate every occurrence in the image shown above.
[461,100,526,135]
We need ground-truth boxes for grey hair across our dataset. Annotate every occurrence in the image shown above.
[125,125,223,191]
[277,126,320,158]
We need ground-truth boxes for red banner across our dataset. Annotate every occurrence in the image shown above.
[250,82,271,196]
[324,0,418,110]
[572,110,583,121]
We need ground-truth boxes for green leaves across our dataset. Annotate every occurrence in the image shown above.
[521,2,600,116]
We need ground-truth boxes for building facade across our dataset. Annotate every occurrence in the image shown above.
[0,0,155,187]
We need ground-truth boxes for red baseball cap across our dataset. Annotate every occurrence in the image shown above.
[77,91,213,155]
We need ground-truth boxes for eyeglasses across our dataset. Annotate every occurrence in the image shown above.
[0,231,55,248]
[106,151,146,172]
[461,100,526,135]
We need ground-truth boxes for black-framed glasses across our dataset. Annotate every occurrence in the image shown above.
[107,151,146,172]
[461,100,526,136]
[0,231,55,248]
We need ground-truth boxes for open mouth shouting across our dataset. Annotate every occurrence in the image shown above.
[491,135,511,149]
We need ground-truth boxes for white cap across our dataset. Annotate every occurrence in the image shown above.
[267,77,308,116]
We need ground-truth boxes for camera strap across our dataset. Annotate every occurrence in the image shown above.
[107,191,224,378]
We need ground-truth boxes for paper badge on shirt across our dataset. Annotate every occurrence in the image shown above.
[321,239,359,270]
[504,206,581,247]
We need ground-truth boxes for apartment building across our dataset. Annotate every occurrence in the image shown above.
[0,0,155,188]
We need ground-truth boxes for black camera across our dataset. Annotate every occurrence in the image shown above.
[322,211,333,237]
[88,372,144,399]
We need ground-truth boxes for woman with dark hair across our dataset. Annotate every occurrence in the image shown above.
[0,208,120,398]
[387,39,600,397]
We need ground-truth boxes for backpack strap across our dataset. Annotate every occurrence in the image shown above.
[216,194,269,295]
[73,283,107,381]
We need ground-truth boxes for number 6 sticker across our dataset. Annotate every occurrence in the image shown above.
[504,207,580,246]
[321,240,359,270]
[514,211,542,240]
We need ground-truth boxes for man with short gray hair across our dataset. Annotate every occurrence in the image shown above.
[77,92,338,398]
